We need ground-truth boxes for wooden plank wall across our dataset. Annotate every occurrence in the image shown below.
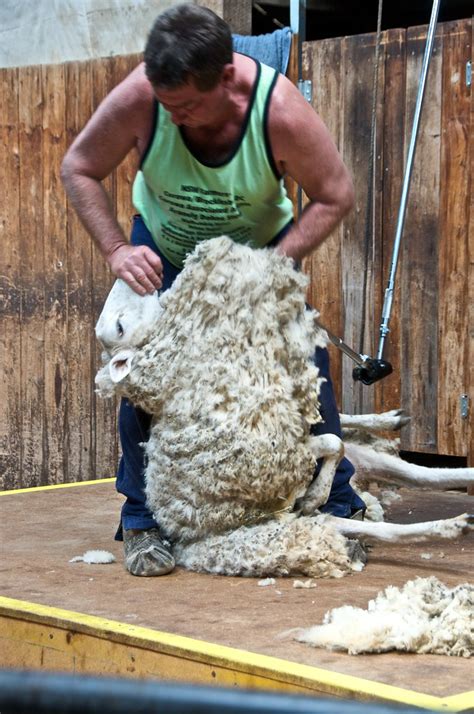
[303,19,472,458]
[0,54,142,490]
[469,19,474,471]
[0,21,472,490]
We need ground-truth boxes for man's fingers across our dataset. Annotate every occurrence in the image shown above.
[109,245,164,295]
[121,271,149,296]
[143,247,163,274]
[132,269,159,295]
[142,254,163,289]
[124,263,163,295]
[132,246,163,291]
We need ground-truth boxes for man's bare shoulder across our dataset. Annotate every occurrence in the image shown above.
[267,73,349,199]
[104,63,155,118]
[268,73,320,142]
[83,62,155,157]
[63,62,156,179]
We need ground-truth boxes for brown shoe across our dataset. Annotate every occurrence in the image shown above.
[123,528,175,577]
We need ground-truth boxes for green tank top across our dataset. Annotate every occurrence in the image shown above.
[132,60,294,268]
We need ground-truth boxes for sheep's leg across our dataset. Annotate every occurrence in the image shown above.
[340,409,410,432]
[329,512,474,543]
[174,514,363,578]
[346,442,474,490]
[298,434,344,515]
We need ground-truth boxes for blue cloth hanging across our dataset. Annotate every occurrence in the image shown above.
[232,27,292,74]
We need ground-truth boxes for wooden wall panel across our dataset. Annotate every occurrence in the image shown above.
[375,29,407,415]
[0,54,136,490]
[0,68,21,490]
[90,57,118,481]
[303,20,471,461]
[197,0,252,34]
[340,33,373,415]
[42,63,68,485]
[0,18,472,490]
[65,61,94,483]
[468,17,474,473]
[302,37,344,407]
[400,25,443,453]
[437,21,471,455]
[341,32,389,417]
[18,66,46,486]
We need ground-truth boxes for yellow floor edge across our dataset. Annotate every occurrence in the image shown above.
[1,596,472,711]
[0,478,115,496]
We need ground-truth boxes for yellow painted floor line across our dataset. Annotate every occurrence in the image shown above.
[0,478,114,496]
[0,596,470,711]
[440,692,474,710]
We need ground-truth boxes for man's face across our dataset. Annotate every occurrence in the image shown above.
[153,78,225,128]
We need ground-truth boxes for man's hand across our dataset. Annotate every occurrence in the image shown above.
[108,244,163,296]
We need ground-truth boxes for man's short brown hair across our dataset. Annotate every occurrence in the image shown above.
[144,3,233,91]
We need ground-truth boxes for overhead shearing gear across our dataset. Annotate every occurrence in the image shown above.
[314,318,393,386]
[376,0,442,361]
[294,0,441,384]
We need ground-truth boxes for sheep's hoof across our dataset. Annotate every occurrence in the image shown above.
[346,539,367,564]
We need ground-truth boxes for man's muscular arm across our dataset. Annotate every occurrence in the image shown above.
[61,65,163,295]
[269,75,354,262]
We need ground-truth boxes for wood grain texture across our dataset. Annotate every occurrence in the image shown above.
[0,68,21,489]
[302,37,344,408]
[0,19,472,490]
[18,65,46,487]
[65,60,94,482]
[375,29,406,415]
[221,0,252,35]
[468,17,474,471]
[341,32,379,415]
[437,21,470,456]
[197,0,252,34]
[400,25,443,453]
[42,63,68,485]
[306,21,471,459]
[90,57,119,481]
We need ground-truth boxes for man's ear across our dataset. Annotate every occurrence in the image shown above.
[221,64,235,88]
[109,349,135,383]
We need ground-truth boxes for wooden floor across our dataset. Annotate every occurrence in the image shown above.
[0,481,472,710]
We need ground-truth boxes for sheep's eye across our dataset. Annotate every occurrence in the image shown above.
[116,319,124,337]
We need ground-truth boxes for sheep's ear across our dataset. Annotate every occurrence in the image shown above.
[109,349,135,383]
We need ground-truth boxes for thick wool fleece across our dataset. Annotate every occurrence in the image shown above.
[173,514,361,578]
[294,576,473,657]
[97,237,364,577]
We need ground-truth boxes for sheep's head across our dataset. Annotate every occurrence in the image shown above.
[95,279,164,397]
[95,279,163,354]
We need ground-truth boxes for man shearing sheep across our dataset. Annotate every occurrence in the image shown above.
[61,3,365,577]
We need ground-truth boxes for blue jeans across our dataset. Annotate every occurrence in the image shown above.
[115,216,365,539]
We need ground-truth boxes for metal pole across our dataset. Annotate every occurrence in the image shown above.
[377,0,442,360]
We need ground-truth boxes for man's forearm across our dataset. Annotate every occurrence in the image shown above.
[61,167,128,261]
[276,198,351,263]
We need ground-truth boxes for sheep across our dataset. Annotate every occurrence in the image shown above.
[291,576,473,657]
[338,411,474,522]
[96,236,473,578]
